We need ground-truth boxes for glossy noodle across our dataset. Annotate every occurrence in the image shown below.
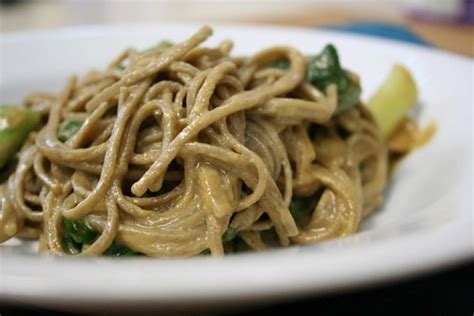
[0,26,391,256]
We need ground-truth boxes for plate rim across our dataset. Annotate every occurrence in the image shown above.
[1,21,473,63]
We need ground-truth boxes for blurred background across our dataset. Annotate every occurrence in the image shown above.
[0,0,473,56]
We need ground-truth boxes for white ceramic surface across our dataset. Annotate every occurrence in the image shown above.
[0,23,472,313]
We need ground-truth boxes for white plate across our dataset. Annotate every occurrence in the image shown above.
[0,23,472,313]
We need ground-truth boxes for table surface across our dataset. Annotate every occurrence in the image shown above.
[1,1,473,57]
[257,10,474,57]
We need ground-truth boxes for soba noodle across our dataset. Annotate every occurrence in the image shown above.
[0,26,390,256]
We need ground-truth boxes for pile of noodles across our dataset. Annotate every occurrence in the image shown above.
[0,26,388,256]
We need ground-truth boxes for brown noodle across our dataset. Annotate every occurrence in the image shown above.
[0,26,388,256]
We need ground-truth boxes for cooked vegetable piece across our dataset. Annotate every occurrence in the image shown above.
[367,64,418,139]
[269,59,290,69]
[289,195,317,227]
[58,120,83,142]
[62,218,139,257]
[200,249,211,256]
[222,227,237,242]
[0,106,40,169]
[63,218,98,245]
[223,235,250,253]
[103,242,139,257]
[307,44,361,114]
[62,235,80,255]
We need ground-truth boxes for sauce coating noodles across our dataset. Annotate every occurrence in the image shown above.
[0,26,389,256]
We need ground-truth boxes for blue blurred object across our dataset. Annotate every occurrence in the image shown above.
[408,0,474,24]
[322,22,432,47]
